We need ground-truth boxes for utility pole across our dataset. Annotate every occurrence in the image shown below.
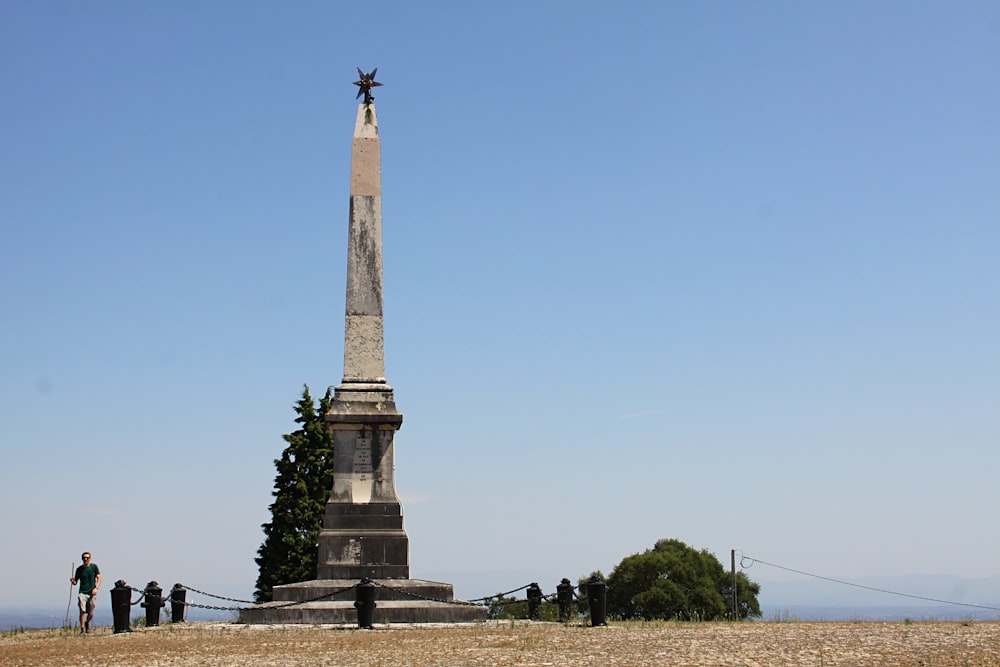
[731,549,738,621]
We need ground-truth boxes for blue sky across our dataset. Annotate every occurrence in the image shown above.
[2,1,998,612]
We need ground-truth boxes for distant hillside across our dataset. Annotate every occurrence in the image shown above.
[0,607,231,630]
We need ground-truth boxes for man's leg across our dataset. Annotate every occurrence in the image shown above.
[86,594,95,631]
[78,594,87,633]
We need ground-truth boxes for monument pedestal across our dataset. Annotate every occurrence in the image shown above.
[316,385,409,580]
[239,579,485,624]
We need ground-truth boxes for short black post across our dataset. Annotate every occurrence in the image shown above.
[170,584,186,623]
[354,578,376,629]
[526,582,543,620]
[586,577,607,627]
[110,580,132,634]
[525,581,542,621]
[141,581,164,627]
[556,578,574,623]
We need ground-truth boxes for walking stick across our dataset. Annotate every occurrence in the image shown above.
[65,562,74,628]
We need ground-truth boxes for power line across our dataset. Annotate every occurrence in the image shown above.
[739,553,1000,613]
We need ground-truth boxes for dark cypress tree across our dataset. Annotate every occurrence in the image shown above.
[254,385,335,602]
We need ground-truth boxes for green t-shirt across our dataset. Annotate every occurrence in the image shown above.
[75,563,100,595]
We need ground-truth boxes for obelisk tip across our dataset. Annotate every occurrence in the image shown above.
[354,103,378,138]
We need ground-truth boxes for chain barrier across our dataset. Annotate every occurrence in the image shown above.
[460,582,598,622]
[125,583,360,613]
[118,578,590,621]
[268,583,360,608]
[372,581,483,607]
[467,583,532,605]
[177,585,256,605]
[468,584,588,604]
[133,588,239,613]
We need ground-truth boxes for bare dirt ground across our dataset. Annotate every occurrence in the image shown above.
[3,620,1000,666]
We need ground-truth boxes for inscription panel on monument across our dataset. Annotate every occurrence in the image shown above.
[339,538,362,565]
[352,434,373,503]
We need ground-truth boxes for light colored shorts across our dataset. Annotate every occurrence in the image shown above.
[78,592,97,614]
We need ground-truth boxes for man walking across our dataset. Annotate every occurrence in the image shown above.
[70,552,101,633]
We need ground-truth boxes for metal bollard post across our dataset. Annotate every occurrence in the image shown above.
[586,577,607,627]
[556,578,574,623]
[110,580,132,633]
[170,584,186,623]
[141,581,164,627]
[354,578,376,629]
[526,582,543,620]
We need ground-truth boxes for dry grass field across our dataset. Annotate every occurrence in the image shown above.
[3,620,1000,666]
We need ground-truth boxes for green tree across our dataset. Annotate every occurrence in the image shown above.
[606,539,761,621]
[253,385,334,602]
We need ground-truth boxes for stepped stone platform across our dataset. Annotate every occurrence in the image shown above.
[238,579,486,625]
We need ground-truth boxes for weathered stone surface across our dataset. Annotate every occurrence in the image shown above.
[344,197,383,311]
[349,105,380,196]
[317,503,407,579]
[342,103,386,385]
[316,102,411,585]
[239,600,486,625]
[321,412,407,580]
[316,531,409,580]
[272,579,457,603]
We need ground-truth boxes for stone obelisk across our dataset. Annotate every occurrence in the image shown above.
[316,99,409,579]
[240,73,484,623]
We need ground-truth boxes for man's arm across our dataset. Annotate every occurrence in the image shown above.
[93,570,101,594]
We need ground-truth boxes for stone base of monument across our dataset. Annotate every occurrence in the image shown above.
[238,579,486,625]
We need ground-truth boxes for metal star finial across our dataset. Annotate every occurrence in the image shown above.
[353,67,382,104]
